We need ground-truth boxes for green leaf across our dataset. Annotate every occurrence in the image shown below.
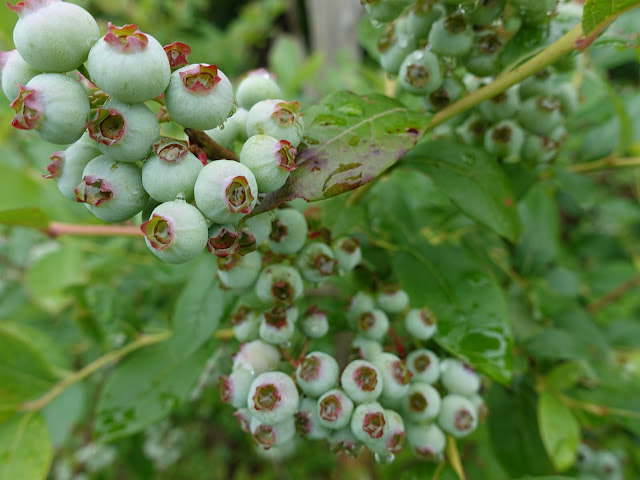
[0,208,49,230]
[488,380,554,478]
[538,393,581,471]
[253,91,431,213]
[403,140,521,241]
[582,0,640,35]
[0,324,57,419]
[94,342,212,441]
[0,413,52,480]
[169,255,234,357]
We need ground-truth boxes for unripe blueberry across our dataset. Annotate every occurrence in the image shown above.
[354,309,389,342]
[399,50,443,95]
[258,306,298,345]
[240,135,297,193]
[194,160,258,224]
[328,427,362,457]
[217,251,262,290]
[463,30,504,77]
[234,408,252,433]
[341,359,383,404]
[295,397,330,440]
[376,286,409,313]
[484,120,525,163]
[44,132,101,200]
[510,0,557,25]
[517,96,564,136]
[204,107,249,149]
[232,340,280,375]
[87,23,170,103]
[456,112,489,147]
[75,155,149,223]
[406,349,440,384]
[254,439,298,461]
[439,358,480,396]
[576,443,596,472]
[246,99,304,148]
[428,14,473,57]
[350,402,388,450]
[255,264,304,307]
[295,242,337,283]
[164,64,234,130]
[348,291,376,320]
[207,224,242,258]
[231,306,259,342]
[296,351,340,398]
[405,307,437,340]
[378,409,405,455]
[466,0,506,26]
[521,134,559,164]
[468,393,489,422]
[142,138,203,203]
[331,237,361,271]
[250,416,296,450]
[218,367,255,409]
[478,87,520,122]
[317,389,355,430]
[0,49,39,101]
[236,69,283,110]
[519,69,554,100]
[594,451,623,478]
[9,0,99,73]
[378,26,416,75]
[363,0,403,23]
[437,394,478,438]
[406,423,446,459]
[407,2,445,39]
[424,76,466,112]
[371,352,412,402]
[549,82,579,116]
[299,306,329,339]
[247,371,300,425]
[141,199,208,264]
[87,99,159,163]
[267,208,308,254]
[402,382,441,423]
[350,336,384,361]
[241,212,273,247]
[11,73,89,145]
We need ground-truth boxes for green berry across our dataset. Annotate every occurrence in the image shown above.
[517,95,564,135]
[232,339,280,375]
[231,307,259,343]
[406,423,445,459]
[376,286,409,313]
[295,242,337,283]
[351,336,384,361]
[217,251,262,290]
[341,359,383,404]
[428,14,473,58]
[464,30,504,77]
[236,69,283,110]
[440,358,481,396]
[455,112,490,147]
[0,49,40,101]
[399,49,443,95]
[239,135,297,193]
[317,389,354,430]
[204,107,249,149]
[372,352,412,402]
[259,306,298,345]
[267,208,308,254]
[295,397,330,440]
[521,133,559,164]
[296,352,340,398]
[407,2,446,39]
[405,307,437,340]
[241,212,273,247]
[424,76,466,111]
[349,402,387,450]
[246,99,304,148]
[363,0,404,23]
[484,119,525,163]
[378,26,417,75]
[331,237,362,271]
[247,371,300,426]
[465,0,506,26]
[354,309,389,341]
[300,306,329,338]
[437,394,478,438]
[219,367,255,409]
[406,349,440,384]
[255,264,304,306]
[141,199,208,264]
[403,382,441,423]
[478,86,520,122]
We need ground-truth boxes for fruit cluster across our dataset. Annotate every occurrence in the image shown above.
[214,225,487,462]
[366,0,581,165]
[576,443,625,480]
[0,0,305,265]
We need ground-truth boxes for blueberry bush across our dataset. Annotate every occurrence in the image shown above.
[0,0,639,479]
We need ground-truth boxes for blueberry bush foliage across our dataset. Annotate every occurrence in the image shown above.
[0,0,640,479]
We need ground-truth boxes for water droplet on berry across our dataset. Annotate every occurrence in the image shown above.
[374,451,395,464]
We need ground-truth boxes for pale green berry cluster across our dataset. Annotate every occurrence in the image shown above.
[0,1,306,265]
[215,227,487,463]
[576,443,625,480]
[367,0,581,165]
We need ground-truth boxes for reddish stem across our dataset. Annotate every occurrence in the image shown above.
[388,327,407,359]
[47,222,143,237]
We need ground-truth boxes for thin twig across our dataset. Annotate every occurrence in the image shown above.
[567,156,640,174]
[586,274,640,313]
[185,128,239,161]
[47,222,143,237]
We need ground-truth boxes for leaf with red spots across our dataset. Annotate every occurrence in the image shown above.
[253,91,430,214]
[403,140,521,242]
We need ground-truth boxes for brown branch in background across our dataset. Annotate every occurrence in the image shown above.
[586,273,640,313]
[47,222,143,237]
[184,128,239,161]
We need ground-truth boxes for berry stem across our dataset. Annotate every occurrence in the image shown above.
[388,327,407,359]
[17,331,171,413]
[428,23,584,131]
[566,156,640,174]
[47,222,143,237]
[184,128,240,161]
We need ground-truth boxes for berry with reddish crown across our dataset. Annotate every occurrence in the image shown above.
[87,23,170,103]
[232,340,280,375]
[258,306,298,345]
[218,367,255,409]
[235,69,283,110]
[239,134,297,193]
[439,358,481,396]
[11,73,89,145]
[437,394,478,438]
[377,409,406,455]
[216,251,262,290]
[296,352,340,398]
[207,223,242,258]
[255,264,304,307]
[140,199,208,264]
[332,237,362,271]
[247,371,300,425]
[372,352,412,403]
[246,99,305,148]
[295,397,330,440]
[240,211,273,247]
[44,132,101,200]
[75,155,149,223]
[295,242,337,284]
[349,402,388,451]
[376,286,409,314]
[299,306,329,339]
[402,382,441,423]
[341,359,383,404]
[9,0,99,73]
[406,423,446,460]
[142,138,203,202]
[231,306,259,343]
[405,307,437,340]
[205,107,249,150]
[406,349,440,384]
[194,159,258,224]
[399,50,443,95]
[267,208,308,255]
[354,309,389,342]
[317,389,354,430]
[163,41,191,71]
[0,49,39,101]
[250,416,296,451]
[351,336,384,361]
[87,98,160,163]
[484,119,525,163]
[164,63,234,130]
